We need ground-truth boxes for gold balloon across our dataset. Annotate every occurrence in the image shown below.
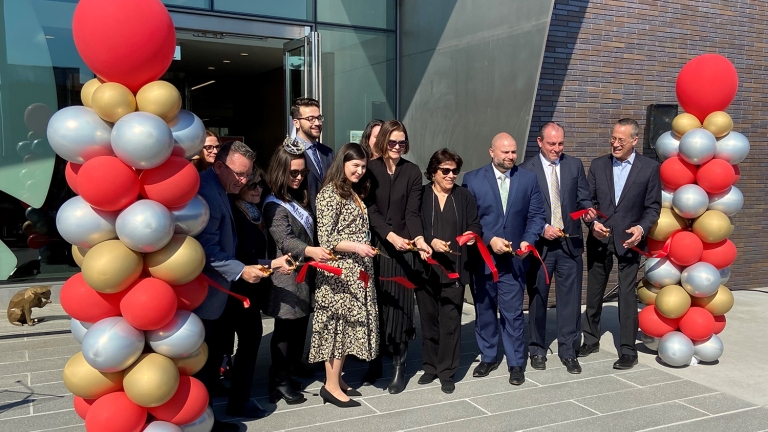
[22,221,36,236]
[136,81,182,122]
[648,208,689,241]
[63,352,124,399]
[672,113,702,137]
[123,353,180,408]
[693,210,734,243]
[691,285,734,316]
[637,279,661,306]
[144,235,205,285]
[655,285,691,319]
[172,342,208,376]
[72,245,91,267]
[81,78,103,108]
[81,240,143,293]
[703,111,733,138]
[91,82,137,123]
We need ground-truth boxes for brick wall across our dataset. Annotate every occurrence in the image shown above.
[526,0,768,301]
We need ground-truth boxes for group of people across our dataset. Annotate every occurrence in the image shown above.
[193,97,661,432]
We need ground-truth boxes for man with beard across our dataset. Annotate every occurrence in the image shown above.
[463,133,546,386]
[291,97,334,212]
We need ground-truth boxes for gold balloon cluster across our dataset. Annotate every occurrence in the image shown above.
[81,77,182,123]
[671,111,733,139]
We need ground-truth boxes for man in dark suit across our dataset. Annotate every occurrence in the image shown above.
[579,118,661,370]
[194,141,269,430]
[291,97,334,212]
[520,122,596,375]
[463,133,546,386]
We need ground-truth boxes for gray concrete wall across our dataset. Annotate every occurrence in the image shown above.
[399,0,554,174]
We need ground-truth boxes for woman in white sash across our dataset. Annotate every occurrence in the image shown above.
[264,138,333,405]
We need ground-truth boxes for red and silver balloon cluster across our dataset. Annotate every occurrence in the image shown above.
[50,1,214,431]
[639,54,747,367]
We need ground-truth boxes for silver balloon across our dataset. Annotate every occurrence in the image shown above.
[672,184,709,219]
[658,331,694,367]
[693,334,724,362]
[170,195,210,237]
[715,131,750,164]
[661,188,674,209]
[678,128,716,165]
[644,257,683,288]
[81,316,145,373]
[719,266,731,285]
[111,112,174,169]
[146,310,205,359]
[180,406,214,432]
[56,196,119,248]
[17,140,33,157]
[70,318,93,344]
[681,262,721,298]
[708,186,743,217]
[654,131,679,161]
[116,200,175,253]
[168,110,206,159]
[47,106,114,163]
[641,332,660,352]
[144,421,183,432]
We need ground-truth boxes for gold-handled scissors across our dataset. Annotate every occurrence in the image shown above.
[256,265,273,276]
[557,228,572,238]
[441,240,462,255]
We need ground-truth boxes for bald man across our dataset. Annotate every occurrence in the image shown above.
[463,133,546,386]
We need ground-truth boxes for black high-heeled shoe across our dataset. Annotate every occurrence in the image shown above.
[268,368,306,405]
[320,386,361,408]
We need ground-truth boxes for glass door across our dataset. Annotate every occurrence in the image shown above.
[284,32,321,135]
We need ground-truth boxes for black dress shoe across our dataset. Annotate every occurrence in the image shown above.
[361,356,383,386]
[508,366,525,386]
[320,386,362,408]
[613,354,638,370]
[472,361,499,378]
[578,343,600,358]
[440,379,455,394]
[212,420,240,432]
[225,401,269,419]
[530,355,547,370]
[418,373,438,385]
[560,357,582,374]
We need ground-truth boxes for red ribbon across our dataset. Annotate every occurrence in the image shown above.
[199,273,250,308]
[631,229,681,259]
[569,208,609,220]
[379,277,416,289]
[456,233,499,282]
[426,257,460,279]
[516,245,550,285]
[296,261,343,283]
[358,270,370,289]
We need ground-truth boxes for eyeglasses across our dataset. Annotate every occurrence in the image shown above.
[387,140,409,149]
[203,145,220,152]
[436,167,460,176]
[246,179,267,191]
[222,163,254,182]
[289,168,310,179]
[295,115,324,124]
[610,137,635,145]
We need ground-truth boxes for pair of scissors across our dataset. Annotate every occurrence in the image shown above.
[440,240,462,255]
[366,230,392,259]
[256,254,299,275]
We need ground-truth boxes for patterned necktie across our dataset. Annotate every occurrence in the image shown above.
[550,163,564,230]
[499,174,508,214]
[308,145,323,178]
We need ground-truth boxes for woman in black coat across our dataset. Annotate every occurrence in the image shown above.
[418,149,481,394]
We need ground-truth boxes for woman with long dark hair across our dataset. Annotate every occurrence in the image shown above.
[191,130,220,172]
[310,142,379,407]
[359,119,384,159]
[363,120,432,394]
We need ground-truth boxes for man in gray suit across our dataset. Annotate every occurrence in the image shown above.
[194,141,268,431]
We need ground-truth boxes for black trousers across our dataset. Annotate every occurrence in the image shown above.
[583,239,640,356]
[270,316,309,371]
[526,241,583,359]
[415,280,464,380]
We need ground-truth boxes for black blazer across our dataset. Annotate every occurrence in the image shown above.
[520,153,592,256]
[421,184,482,285]
[305,142,335,213]
[587,152,661,256]
[232,201,275,311]
[366,158,424,246]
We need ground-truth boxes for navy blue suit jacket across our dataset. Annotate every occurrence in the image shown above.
[305,142,334,213]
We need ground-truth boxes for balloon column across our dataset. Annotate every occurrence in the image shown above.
[640,54,745,367]
[51,1,213,431]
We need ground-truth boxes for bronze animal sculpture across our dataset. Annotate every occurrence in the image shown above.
[6,286,52,326]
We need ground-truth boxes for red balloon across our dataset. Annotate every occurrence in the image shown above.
[140,156,200,208]
[700,239,737,269]
[679,307,716,341]
[60,273,126,322]
[696,159,736,194]
[676,54,739,122]
[120,278,178,330]
[639,305,680,338]
[26,234,51,249]
[647,238,666,256]
[147,376,208,425]
[668,231,703,267]
[172,276,208,311]
[713,314,726,334]
[85,391,147,432]
[660,157,697,190]
[78,156,140,211]
[65,162,82,194]
[732,164,740,184]
[72,0,175,93]
[74,396,96,420]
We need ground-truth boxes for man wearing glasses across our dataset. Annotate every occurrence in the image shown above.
[291,97,334,212]
[580,118,661,370]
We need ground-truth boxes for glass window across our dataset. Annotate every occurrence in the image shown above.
[162,0,211,9]
[317,0,395,30]
[215,0,313,21]
[318,26,395,150]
